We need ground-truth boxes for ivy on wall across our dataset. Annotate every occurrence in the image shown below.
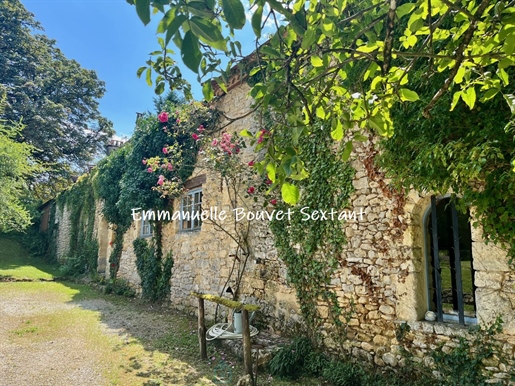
[378,67,515,261]
[133,224,174,302]
[56,173,98,276]
[270,124,356,344]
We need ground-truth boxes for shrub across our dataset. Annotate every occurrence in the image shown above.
[105,278,136,297]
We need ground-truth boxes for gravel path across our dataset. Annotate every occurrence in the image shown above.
[0,281,179,386]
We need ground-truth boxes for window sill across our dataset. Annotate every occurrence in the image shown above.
[395,319,478,337]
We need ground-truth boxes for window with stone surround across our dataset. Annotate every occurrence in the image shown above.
[180,188,203,231]
[179,175,205,232]
[140,217,152,238]
[425,196,477,325]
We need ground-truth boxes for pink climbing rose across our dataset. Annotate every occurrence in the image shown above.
[147,167,153,173]
[158,111,168,123]
[162,147,168,154]
[192,133,199,141]
[248,160,255,167]
[270,199,277,205]
[247,186,255,194]
[198,124,205,132]
[157,175,165,186]
[211,139,218,146]
[142,159,147,165]
[167,163,173,171]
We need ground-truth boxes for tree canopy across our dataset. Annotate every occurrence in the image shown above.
[0,97,40,232]
[129,0,515,202]
[0,0,114,200]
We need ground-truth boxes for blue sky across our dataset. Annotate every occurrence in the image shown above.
[21,0,260,137]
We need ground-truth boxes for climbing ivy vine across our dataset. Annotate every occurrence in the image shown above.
[56,173,98,276]
[269,124,355,345]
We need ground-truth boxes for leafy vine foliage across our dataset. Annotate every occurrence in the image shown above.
[57,174,99,276]
[52,95,213,290]
[378,67,515,259]
[270,125,355,343]
[131,0,515,205]
[133,228,174,302]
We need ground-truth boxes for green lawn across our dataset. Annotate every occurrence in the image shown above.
[0,237,61,280]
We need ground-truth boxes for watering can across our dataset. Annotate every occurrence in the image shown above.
[232,309,256,334]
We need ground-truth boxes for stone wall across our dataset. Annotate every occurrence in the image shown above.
[54,203,71,261]
[51,80,515,380]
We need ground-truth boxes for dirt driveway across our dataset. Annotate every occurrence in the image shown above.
[0,279,238,386]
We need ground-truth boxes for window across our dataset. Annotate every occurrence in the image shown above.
[180,188,202,231]
[140,217,152,238]
[425,196,477,325]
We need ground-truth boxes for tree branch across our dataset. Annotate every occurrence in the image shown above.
[423,0,492,118]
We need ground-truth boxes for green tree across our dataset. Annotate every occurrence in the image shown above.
[130,0,515,203]
[0,0,114,199]
[0,98,40,232]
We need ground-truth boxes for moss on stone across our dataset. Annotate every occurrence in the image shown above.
[190,292,260,312]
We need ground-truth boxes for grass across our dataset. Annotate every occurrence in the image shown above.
[0,237,61,280]
[0,235,321,385]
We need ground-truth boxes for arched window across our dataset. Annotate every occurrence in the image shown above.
[425,196,477,325]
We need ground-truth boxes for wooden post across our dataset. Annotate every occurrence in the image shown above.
[198,297,207,359]
[241,309,255,385]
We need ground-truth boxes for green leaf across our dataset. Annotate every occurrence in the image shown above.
[301,28,317,50]
[266,163,276,182]
[479,88,499,102]
[251,6,263,38]
[202,81,214,101]
[461,87,476,109]
[155,82,165,95]
[353,133,368,142]
[136,66,146,78]
[399,88,419,102]
[503,33,515,55]
[497,68,509,86]
[311,56,323,67]
[396,3,415,18]
[239,129,253,137]
[221,0,246,29]
[342,141,352,161]
[190,17,227,50]
[135,0,151,25]
[157,9,175,33]
[166,14,187,45]
[145,67,152,86]
[181,31,201,72]
[503,94,515,114]
[331,120,343,141]
[281,182,300,205]
[450,91,462,111]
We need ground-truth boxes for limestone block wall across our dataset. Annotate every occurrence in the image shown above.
[54,204,71,260]
[72,80,514,377]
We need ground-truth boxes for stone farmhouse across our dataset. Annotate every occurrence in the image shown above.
[47,70,515,380]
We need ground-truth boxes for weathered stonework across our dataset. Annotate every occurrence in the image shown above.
[51,80,515,382]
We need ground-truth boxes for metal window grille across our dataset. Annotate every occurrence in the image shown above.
[429,196,476,325]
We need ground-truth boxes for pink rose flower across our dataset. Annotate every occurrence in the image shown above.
[212,139,218,146]
[142,159,147,165]
[270,199,277,205]
[265,178,273,185]
[157,175,165,186]
[176,118,181,124]
[167,163,173,171]
[248,160,255,167]
[147,167,153,173]
[192,133,199,141]
[247,186,255,194]
[158,112,168,123]
[198,124,205,132]
[162,147,168,154]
